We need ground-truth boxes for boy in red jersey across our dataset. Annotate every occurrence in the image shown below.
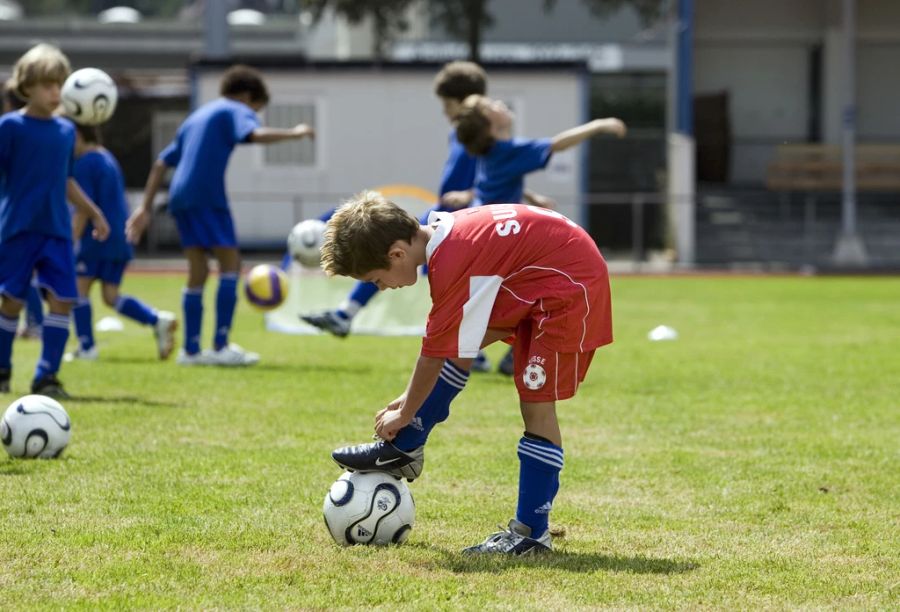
[323,191,612,555]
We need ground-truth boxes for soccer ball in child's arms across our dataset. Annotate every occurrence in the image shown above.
[1,395,71,459]
[287,219,327,268]
[323,471,415,546]
[61,67,118,126]
[244,264,288,311]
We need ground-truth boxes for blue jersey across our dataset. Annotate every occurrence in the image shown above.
[75,149,132,261]
[438,131,478,196]
[159,98,260,213]
[474,138,553,205]
[0,112,75,243]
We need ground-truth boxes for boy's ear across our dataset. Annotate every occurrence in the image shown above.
[387,240,408,261]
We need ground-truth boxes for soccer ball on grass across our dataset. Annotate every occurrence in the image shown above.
[1,395,71,459]
[323,471,416,546]
[61,67,118,126]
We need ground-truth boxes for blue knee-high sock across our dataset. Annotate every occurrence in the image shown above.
[25,284,43,328]
[72,298,94,350]
[0,314,17,369]
[116,295,158,326]
[214,274,238,350]
[183,287,203,355]
[392,360,469,451]
[348,281,379,309]
[35,313,70,380]
[516,434,564,539]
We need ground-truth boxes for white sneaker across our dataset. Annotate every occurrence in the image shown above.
[176,349,207,366]
[64,345,99,362]
[203,343,259,367]
[154,311,178,360]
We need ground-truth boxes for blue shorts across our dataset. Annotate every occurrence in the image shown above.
[0,233,78,302]
[172,207,237,249]
[76,258,129,285]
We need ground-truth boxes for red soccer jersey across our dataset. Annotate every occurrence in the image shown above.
[422,204,612,359]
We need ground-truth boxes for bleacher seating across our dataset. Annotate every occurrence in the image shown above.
[766,143,900,192]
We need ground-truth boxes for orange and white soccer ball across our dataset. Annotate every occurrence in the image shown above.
[243,264,288,311]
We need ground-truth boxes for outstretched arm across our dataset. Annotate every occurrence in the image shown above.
[551,118,626,152]
[249,124,315,144]
[126,159,167,244]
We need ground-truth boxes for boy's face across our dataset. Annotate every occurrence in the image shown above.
[23,80,62,116]
[357,241,419,291]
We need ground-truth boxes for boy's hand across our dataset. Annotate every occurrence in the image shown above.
[441,190,474,209]
[126,209,150,244]
[600,118,627,138]
[91,212,110,241]
[375,395,412,441]
[292,124,315,139]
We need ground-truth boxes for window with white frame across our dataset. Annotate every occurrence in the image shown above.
[264,103,316,166]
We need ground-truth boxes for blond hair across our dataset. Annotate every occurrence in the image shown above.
[320,191,420,277]
[10,43,70,100]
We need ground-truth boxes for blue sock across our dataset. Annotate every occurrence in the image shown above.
[72,298,94,350]
[214,274,238,350]
[392,360,469,451]
[0,314,17,369]
[349,281,379,309]
[116,295,158,326]
[183,287,203,355]
[26,284,43,328]
[516,434,564,539]
[35,313,70,381]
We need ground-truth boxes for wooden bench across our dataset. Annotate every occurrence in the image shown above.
[766,144,900,191]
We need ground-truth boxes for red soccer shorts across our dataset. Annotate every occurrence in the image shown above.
[510,318,596,403]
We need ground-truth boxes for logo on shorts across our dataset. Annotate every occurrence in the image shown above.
[523,363,547,390]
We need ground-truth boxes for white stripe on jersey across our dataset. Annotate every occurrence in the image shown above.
[458,275,504,358]
[504,265,591,353]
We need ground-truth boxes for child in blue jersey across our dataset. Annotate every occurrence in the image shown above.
[453,94,626,375]
[127,65,314,366]
[0,44,110,398]
[68,123,177,362]
[301,62,552,358]
[1,78,44,340]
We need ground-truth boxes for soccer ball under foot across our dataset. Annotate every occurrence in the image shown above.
[323,471,415,546]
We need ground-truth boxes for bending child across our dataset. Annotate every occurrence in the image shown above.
[323,192,612,555]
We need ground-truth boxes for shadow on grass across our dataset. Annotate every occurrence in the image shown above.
[251,362,374,375]
[413,544,698,574]
[65,395,179,408]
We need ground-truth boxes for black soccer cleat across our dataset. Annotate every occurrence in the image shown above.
[0,368,10,394]
[332,439,424,482]
[300,310,351,338]
[462,519,553,556]
[31,374,71,400]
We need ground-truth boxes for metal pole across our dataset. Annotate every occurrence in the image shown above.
[204,0,230,60]
[833,0,867,265]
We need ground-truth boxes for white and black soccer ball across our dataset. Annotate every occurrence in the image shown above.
[61,67,118,126]
[1,395,71,459]
[288,219,327,268]
[323,471,415,546]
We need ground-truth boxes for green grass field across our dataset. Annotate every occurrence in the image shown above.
[1,274,897,609]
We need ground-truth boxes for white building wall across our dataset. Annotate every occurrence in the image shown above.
[695,0,900,183]
[195,67,584,245]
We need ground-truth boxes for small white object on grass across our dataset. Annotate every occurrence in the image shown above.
[96,316,125,332]
[648,325,678,341]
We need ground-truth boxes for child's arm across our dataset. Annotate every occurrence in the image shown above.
[523,189,556,209]
[67,179,109,241]
[440,189,475,209]
[374,354,445,440]
[551,118,626,152]
[71,210,87,243]
[249,124,315,144]
[126,159,167,244]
